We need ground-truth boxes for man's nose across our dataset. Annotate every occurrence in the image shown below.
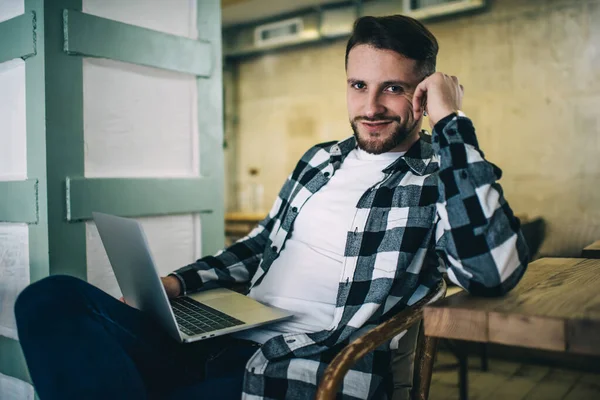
[364,92,386,118]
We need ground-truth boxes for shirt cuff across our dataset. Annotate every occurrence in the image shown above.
[168,272,187,296]
[431,112,478,150]
[433,112,457,133]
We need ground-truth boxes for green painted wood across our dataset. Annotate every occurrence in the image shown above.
[66,177,220,221]
[0,12,36,64]
[0,336,31,384]
[0,0,48,390]
[25,0,49,283]
[197,1,225,256]
[0,180,38,223]
[63,9,212,77]
[44,0,87,280]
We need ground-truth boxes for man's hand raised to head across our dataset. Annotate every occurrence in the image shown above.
[119,275,182,304]
[412,72,464,127]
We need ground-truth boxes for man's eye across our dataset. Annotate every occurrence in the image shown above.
[385,85,403,93]
[352,82,366,90]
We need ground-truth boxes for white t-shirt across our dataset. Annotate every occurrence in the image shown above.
[235,147,405,344]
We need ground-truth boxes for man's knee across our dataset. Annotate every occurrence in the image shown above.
[15,275,86,324]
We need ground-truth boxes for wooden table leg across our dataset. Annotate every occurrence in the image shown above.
[445,340,469,400]
[480,343,489,372]
[458,351,468,400]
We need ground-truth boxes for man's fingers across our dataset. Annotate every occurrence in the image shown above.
[412,81,428,117]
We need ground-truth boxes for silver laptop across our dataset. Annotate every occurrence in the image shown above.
[92,212,292,343]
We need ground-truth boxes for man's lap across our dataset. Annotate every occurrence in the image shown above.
[15,275,258,399]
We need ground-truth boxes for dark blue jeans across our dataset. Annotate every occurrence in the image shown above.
[14,275,259,400]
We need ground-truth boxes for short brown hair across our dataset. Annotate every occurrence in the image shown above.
[345,15,439,77]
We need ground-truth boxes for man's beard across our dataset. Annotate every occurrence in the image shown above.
[350,115,417,155]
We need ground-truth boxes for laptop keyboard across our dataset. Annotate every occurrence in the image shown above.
[170,296,244,337]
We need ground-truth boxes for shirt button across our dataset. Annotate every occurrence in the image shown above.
[271,246,278,252]
[460,171,468,179]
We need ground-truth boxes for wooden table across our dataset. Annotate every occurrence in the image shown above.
[225,211,267,223]
[582,240,600,258]
[424,258,600,399]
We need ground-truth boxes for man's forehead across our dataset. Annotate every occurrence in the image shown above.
[346,45,421,83]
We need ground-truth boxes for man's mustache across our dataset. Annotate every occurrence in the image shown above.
[353,115,401,123]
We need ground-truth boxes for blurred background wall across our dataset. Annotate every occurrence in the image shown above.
[224,0,600,257]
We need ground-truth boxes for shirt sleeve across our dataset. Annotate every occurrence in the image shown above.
[169,172,295,295]
[432,113,529,296]
[169,216,273,295]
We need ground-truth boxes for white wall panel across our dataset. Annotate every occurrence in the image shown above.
[0,373,34,400]
[0,0,24,24]
[82,0,200,178]
[86,214,202,298]
[83,0,197,39]
[83,58,199,178]
[0,59,27,180]
[0,224,29,340]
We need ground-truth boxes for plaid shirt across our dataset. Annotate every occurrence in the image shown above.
[173,113,529,399]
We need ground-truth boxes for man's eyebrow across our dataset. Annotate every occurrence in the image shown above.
[381,80,411,88]
[347,79,415,90]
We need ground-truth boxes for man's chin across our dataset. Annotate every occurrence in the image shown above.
[356,136,390,154]
[355,131,395,154]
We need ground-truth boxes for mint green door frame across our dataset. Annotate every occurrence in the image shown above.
[0,0,224,386]
[0,0,48,385]
[47,0,225,279]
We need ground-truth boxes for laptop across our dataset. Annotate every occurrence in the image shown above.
[92,212,293,343]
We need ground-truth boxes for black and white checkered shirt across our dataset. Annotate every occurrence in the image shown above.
[173,113,529,399]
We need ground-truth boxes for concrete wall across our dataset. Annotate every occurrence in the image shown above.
[227,0,600,257]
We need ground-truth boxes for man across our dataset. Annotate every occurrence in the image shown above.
[15,15,528,400]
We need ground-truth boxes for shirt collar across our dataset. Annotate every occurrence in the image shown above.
[330,132,434,176]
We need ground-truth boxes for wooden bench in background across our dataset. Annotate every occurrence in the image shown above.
[224,212,266,246]
[582,240,600,259]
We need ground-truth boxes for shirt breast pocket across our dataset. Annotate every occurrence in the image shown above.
[370,206,436,274]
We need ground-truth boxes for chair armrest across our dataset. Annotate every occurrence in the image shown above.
[314,280,446,400]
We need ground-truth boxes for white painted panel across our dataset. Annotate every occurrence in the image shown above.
[86,214,202,298]
[82,0,197,39]
[0,373,34,400]
[0,59,27,180]
[83,58,199,178]
[0,224,29,340]
[0,0,24,23]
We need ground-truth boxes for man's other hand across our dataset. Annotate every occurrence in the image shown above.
[119,275,182,304]
[413,72,464,126]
